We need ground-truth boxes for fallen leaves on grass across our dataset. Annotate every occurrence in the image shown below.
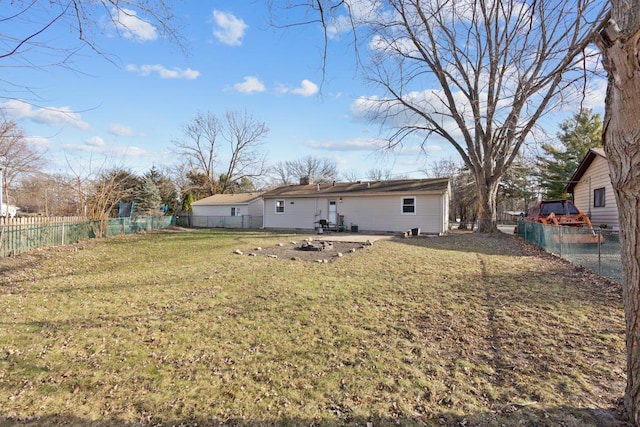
[0,229,629,426]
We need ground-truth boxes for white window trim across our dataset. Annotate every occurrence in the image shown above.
[401,196,416,215]
[275,199,286,214]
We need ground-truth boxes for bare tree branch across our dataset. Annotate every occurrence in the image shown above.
[220,111,269,194]
[273,0,608,231]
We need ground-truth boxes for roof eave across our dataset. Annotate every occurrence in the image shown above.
[564,149,605,193]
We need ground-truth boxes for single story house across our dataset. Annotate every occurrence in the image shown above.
[261,177,451,235]
[190,192,263,228]
[564,147,619,230]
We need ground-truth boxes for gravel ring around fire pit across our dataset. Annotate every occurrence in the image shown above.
[240,240,372,263]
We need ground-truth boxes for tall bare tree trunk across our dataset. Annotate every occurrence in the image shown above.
[475,175,500,233]
[598,6,640,424]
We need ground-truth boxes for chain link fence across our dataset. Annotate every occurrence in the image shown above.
[0,216,175,257]
[516,221,622,283]
[175,214,263,229]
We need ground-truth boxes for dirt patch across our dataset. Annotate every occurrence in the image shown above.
[240,239,373,262]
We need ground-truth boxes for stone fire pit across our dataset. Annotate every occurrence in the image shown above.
[298,241,334,251]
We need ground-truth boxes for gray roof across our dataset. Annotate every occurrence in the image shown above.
[192,192,262,205]
[262,178,450,198]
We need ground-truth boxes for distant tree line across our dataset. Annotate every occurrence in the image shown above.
[0,109,600,220]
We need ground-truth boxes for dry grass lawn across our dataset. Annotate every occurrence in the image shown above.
[0,229,628,426]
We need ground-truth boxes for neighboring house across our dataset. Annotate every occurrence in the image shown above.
[564,147,619,230]
[190,192,263,229]
[262,178,451,235]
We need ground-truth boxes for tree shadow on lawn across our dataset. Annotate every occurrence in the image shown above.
[1,405,631,426]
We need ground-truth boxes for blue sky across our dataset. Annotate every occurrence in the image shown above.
[1,1,606,182]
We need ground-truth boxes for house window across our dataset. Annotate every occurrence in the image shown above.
[594,188,606,207]
[275,199,285,214]
[230,207,238,216]
[402,197,416,214]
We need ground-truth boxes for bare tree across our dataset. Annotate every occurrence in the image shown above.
[270,161,294,185]
[365,168,394,181]
[272,0,608,232]
[172,111,221,196]
[219,111,269,194]
[86,168,138,220]
[1,1,182,72]
[285,155,339,183]
[341,168,361,182]
[0,120,47,208]
[423,157,460,179]
[173,110,269,196]
[596,5,640,423]
[423,157,475,225]
[62,154,137,220]
[15,172,79,216]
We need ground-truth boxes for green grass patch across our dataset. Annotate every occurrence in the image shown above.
[0,230,627,426]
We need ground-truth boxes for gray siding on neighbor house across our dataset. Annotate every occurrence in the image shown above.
[263,193,448,234]
[191,199,264,218]
[189,199,264,229]
[572,155,619,229]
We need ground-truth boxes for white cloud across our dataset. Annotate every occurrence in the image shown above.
[304,137,443,157]
[560,76,607,113]
[110,7,158,42]
[233,76,266,94]
[63,141,145,158]
[327,0,386,38]
[291,80,319,97]
[304,137,387,151]
[212,10,248,46]
[85,136,105,147]
[0,99,90,130]
[108,123,135,136]
[126,64,200,79]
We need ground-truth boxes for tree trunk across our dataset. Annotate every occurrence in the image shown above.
[600,11,640,424]
[475,177,499,233]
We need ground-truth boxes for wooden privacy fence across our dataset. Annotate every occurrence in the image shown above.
[0,216,175,257]
[0,216,86,226]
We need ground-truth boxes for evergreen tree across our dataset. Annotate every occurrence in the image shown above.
[537,109,602,199]
[134,176,162,216]
[499,156,538,212]
[181,193,196,212]
[145,166,180,214]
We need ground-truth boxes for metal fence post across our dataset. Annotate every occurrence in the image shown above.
[598,230,602,275]
[558,225,562,258]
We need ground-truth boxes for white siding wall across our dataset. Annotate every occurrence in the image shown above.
[247,199,264,217]
[338,194,445,233]
[192,204,238,217]
[192,199,264,218]
[573,156,619,229]
[264,193,447,234]
[442,191,450,232]
[263,197,324,229]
